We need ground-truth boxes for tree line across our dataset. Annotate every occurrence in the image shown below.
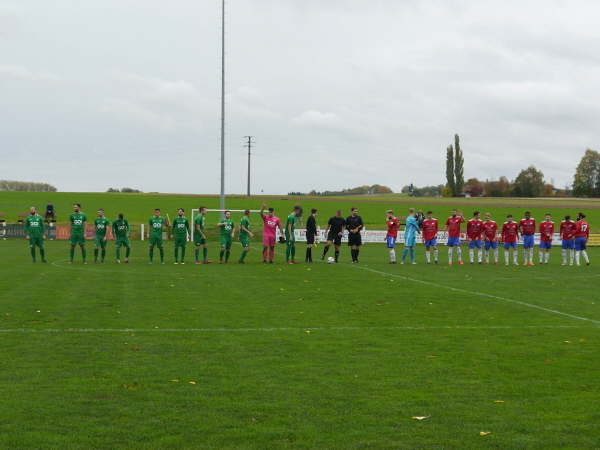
[0,180,57,192]
[289,185,393,196]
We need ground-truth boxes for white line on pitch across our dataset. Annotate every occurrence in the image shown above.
[0,325,594,333]
[354,265,600,326]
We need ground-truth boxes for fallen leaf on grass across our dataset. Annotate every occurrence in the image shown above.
[479,431,491,436]
[249,417,257,423]
[494,400,505,403]
[169,379,180,382]
[426,355,439,358]
[412,416,429,421]
[564,340,571,344]
[188,381,196,385]
[304,330,311,334]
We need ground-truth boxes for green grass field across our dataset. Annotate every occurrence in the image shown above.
[1,192,600,448]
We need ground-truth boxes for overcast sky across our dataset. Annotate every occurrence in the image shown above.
[1,0,599,194]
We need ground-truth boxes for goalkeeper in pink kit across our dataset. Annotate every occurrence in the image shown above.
[260,203,284,264]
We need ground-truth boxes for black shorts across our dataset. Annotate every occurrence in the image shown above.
[327,232,342,246]
[348,233,362,246]
[306,233,315,245]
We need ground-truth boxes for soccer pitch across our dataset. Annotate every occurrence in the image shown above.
[2,230,600,448]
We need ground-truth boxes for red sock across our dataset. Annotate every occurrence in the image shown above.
[269,247,274,262]
[262,247,267,261]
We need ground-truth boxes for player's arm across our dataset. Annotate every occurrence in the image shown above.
[231,223,235,239]
[260,203,267,219]
[24,219,30,239]
[112,221,117,238]
[125,220,130,237]
[185,219,190,236]
[287,220,293,236]
[339,220,346,236]
[355,217,364,233]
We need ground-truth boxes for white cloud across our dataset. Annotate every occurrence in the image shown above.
[291,110,343,129]
[0,64,60,82]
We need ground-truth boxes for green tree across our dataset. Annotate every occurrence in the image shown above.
[446,145,455,196]
[464,178,483,197]
[454,134,464,195]
[512,166,545,197]
[572,149,600,197]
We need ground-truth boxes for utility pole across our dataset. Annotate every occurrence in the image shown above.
[244,136,255,196]
[219,0,226,213]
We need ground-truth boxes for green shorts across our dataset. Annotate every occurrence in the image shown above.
[285,233,295,244]
[95,236,107,248]
[70,234,85,246]
[29,237,44,248]
[149,235,163,247]
[174,236,187,248]
[194,235,206,246]
[240,237,250,248]
[116,237,131,248]
[220,237,232,249]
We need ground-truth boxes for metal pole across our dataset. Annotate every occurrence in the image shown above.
[244,136,254,196]
[219,0,226,213]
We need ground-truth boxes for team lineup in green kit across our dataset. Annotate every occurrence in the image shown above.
[23,202,592,267]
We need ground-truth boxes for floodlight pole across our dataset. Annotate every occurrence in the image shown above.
[244,136,255,196]
[219,0,226,214]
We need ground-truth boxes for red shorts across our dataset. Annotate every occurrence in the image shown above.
[263,235,276,247]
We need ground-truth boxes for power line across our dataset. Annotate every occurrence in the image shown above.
[243,136,255,196]
[219,0,226,214]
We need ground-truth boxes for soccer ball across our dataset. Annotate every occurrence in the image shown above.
[327,256,335,264]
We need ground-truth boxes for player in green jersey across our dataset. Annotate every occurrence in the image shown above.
[217,210,235,263]
[148,208,168,264]
[285,205,302,264]
[69,203,87,264]
[24,206,46,263]
[171,208,190,264]
[238,209,254,263]
[93,208,110,263]
[112,213,131,263]
[194,206,211,264]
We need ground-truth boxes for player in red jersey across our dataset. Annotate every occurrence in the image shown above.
[519,211,536,266]
[559,215,577,265]
[385,210,399,264]
[422,211,439,264]
[466,211,484,264]
[443,209,464,265]
[574,212,590,266]
[482,213,499,264]
[538,213,555,264]
[501,214,520,265]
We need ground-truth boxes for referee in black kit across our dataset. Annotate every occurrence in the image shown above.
[305,208,318,263]
[346,207,364,263]
[322,210,346,262]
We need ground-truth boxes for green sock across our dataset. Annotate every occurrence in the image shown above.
[181,247,185,261]
[40,248,45,261]
[175,247,179,262]
[70,247,75,262]
[240,250,248,262]
[220,249,224,261]
[101,249,106,261]
[30,247,36,261]
[116,248,121,260]
[195,248,199,262]
[81,247,86,262]
[94,248,98,262]
[159,248,164,263]
[225,250,230,262]
[285,245,290,261]
[126,247,130,258]
[203,247,208,262]
[149,247,154,262]
[291,245,296,260]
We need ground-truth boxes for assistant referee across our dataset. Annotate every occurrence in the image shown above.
[346,207,364,263]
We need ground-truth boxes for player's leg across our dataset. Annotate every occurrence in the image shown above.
[469,241,475,264]
[194,243,200,264]
[125,239,131,263]
[456,243,462,264]
[94,240,99,263]
[69,242,75,263]
[149,242,154,263]
[203,243,209,263]
[180,239,186,264]
[269,244,275,263]
[504,243,510,265]
[28,238,36,262]
[409,245,415,263]
[225,240,231,263]
[477,241,483,264]
[570,242,575,265]
[581,241,590,265]
[388,238,396,263]
[38,239,46,263]
[513,244,519,265]
[433,245,439,263]
[334,239,340,262]
[79,237,87,263]
[322,240,332,259]
[116,241,122,263]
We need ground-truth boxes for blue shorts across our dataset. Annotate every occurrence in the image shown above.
[523,234,535,249]
[539,241,552,250]
[575,237,587,251]
[469,240,482,249]
[562,239,575,250]
[484,241,498,250]
[386,236,396,248]
[504,242,518,249]
[424,238,437,248]
[447,237,460,247]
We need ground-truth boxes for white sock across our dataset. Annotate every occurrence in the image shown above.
[434,248,438,262]
[513,250,518,265]
[469,248,474,263]
[456,247,462,261]
[545,251,550,263]
[448,247,453,261]
[576,251,581,265]
[562,249,567,264]
[505,250,510,264]
[570,250,575,265]
[478,249,483,263]
[539,250,544,264]
[494,248,499,263]
[582,250,589,264]
[425,250,430,263]
[530,248,534,264]
[484,250,489,263]
[389,248,396,263]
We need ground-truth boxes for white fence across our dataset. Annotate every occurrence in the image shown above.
[277,229,563,245]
